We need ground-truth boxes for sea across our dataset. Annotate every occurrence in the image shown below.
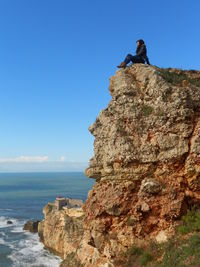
[0,172,94,267]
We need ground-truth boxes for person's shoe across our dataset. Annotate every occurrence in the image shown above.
[117,62,126,68]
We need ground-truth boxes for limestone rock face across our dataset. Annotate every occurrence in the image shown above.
[83,65,200,265]
[39,65,200,266]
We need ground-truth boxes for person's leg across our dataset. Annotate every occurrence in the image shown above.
[117,54,134,68]
[124,54,134,64]
[146,57,150,65]
[117,54,145,68]
[130,55,145,64]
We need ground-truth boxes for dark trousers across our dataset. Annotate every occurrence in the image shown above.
[124,54,145,64]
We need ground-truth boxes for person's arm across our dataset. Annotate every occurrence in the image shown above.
[137,45,146,56]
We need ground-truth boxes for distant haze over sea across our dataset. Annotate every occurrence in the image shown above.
[0,161,88,172]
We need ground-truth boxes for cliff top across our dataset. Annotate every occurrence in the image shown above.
[86,64,200,182]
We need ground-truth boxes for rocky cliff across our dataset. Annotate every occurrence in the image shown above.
[39,64,200,266]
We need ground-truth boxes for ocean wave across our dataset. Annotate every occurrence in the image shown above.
[7,232,61,267]
[0,237,5,245]
[0,216,18,229]
[0,231,6,236]
[10,226,25,233]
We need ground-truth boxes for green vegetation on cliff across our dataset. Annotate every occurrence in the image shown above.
[114,209,200,267]
[158,68,200,87]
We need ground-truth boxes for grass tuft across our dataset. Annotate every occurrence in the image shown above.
[142,105,154,116]
[114,209,200,266]
[177,209,200,235]
[159,69,200,87]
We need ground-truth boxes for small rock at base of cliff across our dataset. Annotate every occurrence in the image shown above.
[23,220,40,233]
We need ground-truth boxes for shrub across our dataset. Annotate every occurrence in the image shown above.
[124,245,155,267]
[178,209,200,235]
[142,105,154,116]
[139,252,154,266]
[159,69,199,87]
[126,215,136,226]
[129,245,143,256]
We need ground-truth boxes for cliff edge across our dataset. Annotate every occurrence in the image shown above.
[39,64,200,266]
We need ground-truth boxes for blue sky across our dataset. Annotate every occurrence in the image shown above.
[0,0,199,171]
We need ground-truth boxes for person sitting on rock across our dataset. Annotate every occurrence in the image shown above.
[117,39,150,68]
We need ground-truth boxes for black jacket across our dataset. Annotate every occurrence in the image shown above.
[136,44,147,59]
[136,44,150,64]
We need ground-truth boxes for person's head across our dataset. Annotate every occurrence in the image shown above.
[136,39,145,47]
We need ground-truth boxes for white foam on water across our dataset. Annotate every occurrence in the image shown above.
[0,237,5,245]
[0,216,18,229]
[0,231,6,237]
[10,226,24,233]
[0,232,10,247]
[7,242,15,249]
[8,232,62,267]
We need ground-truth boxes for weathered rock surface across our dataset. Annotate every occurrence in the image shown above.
[40,64,200,266]
[23,220,40,233]
[38,202,84,258]
[83,65,200,265]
